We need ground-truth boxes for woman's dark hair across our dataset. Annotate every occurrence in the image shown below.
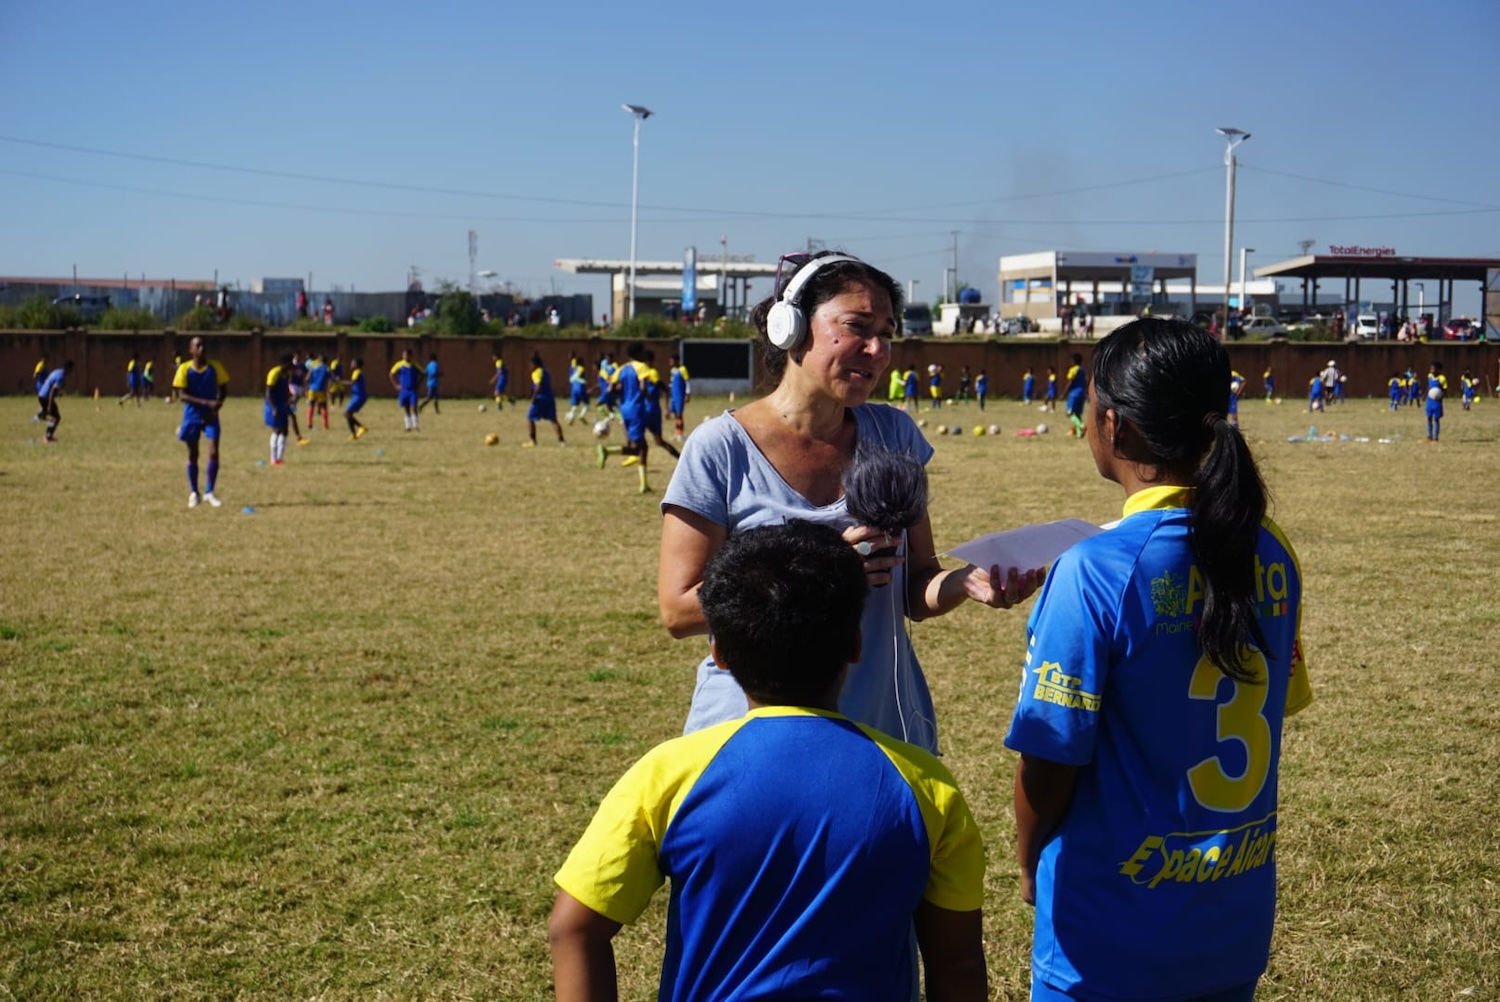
[1091,317,1269,681]
[698,520,869,705]
[749,251,904,386]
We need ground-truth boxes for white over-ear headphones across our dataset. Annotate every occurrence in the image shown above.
[765,254,861,351]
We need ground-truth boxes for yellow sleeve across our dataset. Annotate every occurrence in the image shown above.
[266,367,280,388]
[861,726,985,913]
[172,362,191,390]
[212,360,229,387]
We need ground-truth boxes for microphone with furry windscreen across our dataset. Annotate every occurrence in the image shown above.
[842,447,929,556]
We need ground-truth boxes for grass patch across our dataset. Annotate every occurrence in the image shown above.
[0,391,1497,998]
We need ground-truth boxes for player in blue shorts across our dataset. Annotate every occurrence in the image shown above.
[551,521,988,1002]
[1006,317,1311,1002]
[341,357,368,440]
[667,352,690,440]
[1425,361,1447,442]
[1044,366,1058,411]
[1263,366,1274,403]
[142,358,156,401]
[389,348,421,431]
[1461,369,1477,411]
[902,365,918,412]
[564,354,590,425]
[1063,353,1087,437]
[264,353,294,465]
[117,352,144,407]
[1227,369,1244,427]
[641,350,680,459]
[418,353,441,414]
[172,336,229,508]
[491,350,509,410]
[32,353,50,422]
[1021,366,1035,405]
[36,360,73,443]
[596,342,652,492]
[975,368,988,410]
[524,351,565,447]
[1307,374,1323,412]
[596,353,621,420]
[1388,372,1402,411]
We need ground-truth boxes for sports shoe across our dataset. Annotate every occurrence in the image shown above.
[203,492,223,508]
[595,444,607,469]
[621,456,639,468]
[296,437,310,446]
[522,440,536,448]
[271,459,284,466]
[354,426,368,440]
[188,492,200,509]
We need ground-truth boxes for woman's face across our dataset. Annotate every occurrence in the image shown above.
[795,280,894,404]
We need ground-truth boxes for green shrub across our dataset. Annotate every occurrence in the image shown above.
[289,317,329,332]
[0,294,80,329]
[432,285,484,336]
[95,307,162,331]
[173,304,217,330]
[358,315,394,333]
[226,312,261,331]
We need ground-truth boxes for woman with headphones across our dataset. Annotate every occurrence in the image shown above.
[657,251,1042,754]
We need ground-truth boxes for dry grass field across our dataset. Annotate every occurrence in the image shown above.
[2,386,1497,1000]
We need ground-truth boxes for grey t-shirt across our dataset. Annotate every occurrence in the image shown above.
[661,404,942,753]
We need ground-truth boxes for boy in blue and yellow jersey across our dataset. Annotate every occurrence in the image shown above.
[564,354,590,425]
[1228,369,1244,427]
[596,353,620,419]
[264,353,294,465]
[668,353,691,441]
[596,342,653,492]
[341,357,368,440]
[1022,367,1035,405]
[1307,374,1323,412]
[902,365,918,412]
[1388,372,1402,411]
[418,353,441,414]
[1425,361,1448,442]
[524,351,566,447]
[492,351,509,410]
[1044,367,1058,411]
[117,352,144,407]
[1064,353,1087,437]
[1461,370,1477,410]
[389,348,421,431]
[975,368,989,410]
[305,353,332,431]
[142,358,156,400]
[327,356,345,406]
[641,350,680,459]
[1263,366,1274,403]
[173,336,229,508]
[928,363,944,410]
[36,360,73,442]
[550,521,987,1002]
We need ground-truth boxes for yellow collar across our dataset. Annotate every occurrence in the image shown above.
[1122,484,1195,517]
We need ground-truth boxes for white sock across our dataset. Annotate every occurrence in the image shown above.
[270,433,278,461]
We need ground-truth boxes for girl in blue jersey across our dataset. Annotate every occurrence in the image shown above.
[525,351,566,447]
[1006,317,1311,1002]
[389,348,421,431]
[564,354,590,424]
[1425,361,1447,441]
[975,369,988,410]
[342,357,368,440]
[667,353,690,440]
[491,350,509,410]
[1063,353,1087,437]
[172,336,229,508]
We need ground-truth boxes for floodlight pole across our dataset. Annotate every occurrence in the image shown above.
[623,104,654,321]
[1217,128,1250,335]
[1239,247,1255,312]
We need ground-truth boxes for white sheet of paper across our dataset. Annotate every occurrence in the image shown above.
[944,518,1104,570]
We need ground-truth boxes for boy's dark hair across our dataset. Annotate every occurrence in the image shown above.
[698,521,869,706]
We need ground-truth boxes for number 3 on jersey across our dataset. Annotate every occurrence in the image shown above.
[1186,653,1271,813]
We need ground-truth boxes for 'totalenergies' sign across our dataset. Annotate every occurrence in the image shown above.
[1328,245,1396,257]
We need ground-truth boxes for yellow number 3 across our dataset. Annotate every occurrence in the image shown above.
[1186,653,1272,813]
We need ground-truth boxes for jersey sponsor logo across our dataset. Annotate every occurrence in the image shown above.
[1152,556,1290,634]
[1029,660,1100,712]
[1117,812,1278,889]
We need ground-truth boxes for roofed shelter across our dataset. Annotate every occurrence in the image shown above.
[998,251,1200,322]
[554,257,779,323]
[1254,254,1500,328]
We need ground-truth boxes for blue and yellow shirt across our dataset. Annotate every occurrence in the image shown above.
[1005,486,1310,999]
[556,706,983,1002]
[531,365,554,404]
[265,365,291,411]
[390,359,420,393]
[173,359,229,422]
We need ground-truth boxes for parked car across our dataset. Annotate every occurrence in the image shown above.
[1241,316,1287,338]
[1353,314,1379,339]
[1443,317,1476,340]
[52,294,112,322]
[901,302,933,337]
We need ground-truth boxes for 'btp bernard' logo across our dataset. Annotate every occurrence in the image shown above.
[1030,661,1100,712]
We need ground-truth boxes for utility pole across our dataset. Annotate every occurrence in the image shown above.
[950,231,959,302]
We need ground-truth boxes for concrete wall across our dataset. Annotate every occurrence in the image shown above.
[8,330,1498,402]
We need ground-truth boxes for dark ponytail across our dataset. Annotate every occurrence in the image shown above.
[1091,318,1269,681]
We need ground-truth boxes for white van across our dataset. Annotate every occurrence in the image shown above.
[902,303,933,337]
[1354,315,1379,339]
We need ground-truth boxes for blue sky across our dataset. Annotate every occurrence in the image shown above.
[3,0,1496,317]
